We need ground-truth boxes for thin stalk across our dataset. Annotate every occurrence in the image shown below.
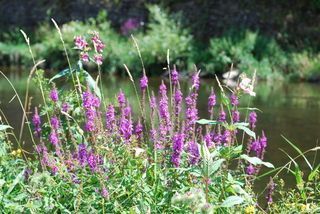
[0,71,37,149]
[51,18,81,101]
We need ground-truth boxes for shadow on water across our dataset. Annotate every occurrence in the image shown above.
[1,66,320,199]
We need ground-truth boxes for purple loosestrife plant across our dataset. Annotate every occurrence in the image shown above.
[106,105,116,133]
[74,36,88,50]
[249,111,257,130]
[171,133,185,167]
[139,75,148,91]
[230,93,239,107]
[50,88,59,102]
[32,108,41,137]
[91,31,105,53]
[188,140,200,165]
[174,88,183,117]
[171,67,179,86]
[266,177,275,205]
[158,82,171,140]
[208,89,216,116]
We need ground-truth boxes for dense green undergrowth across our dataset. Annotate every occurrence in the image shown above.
[0,5,320,81]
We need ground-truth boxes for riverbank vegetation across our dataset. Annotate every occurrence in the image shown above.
[1,5,320,82]
[0,26,319,212]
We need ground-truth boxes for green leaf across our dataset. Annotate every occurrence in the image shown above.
[49,68,76,83]
[240,154,274,168]
[308,164,320,181]
[6,169,24,195]
[233,122,249,127]
[236,125,256,139]
[282,135,313,170]
[197,119,220,125]
[209,159,225,176]
[83,70,101,99]
[221,195,244,207]
[0,125,12,131]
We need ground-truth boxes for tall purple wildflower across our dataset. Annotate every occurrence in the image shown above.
[250,132,267,159]
[140,75,148,91]
[32,108,41,137]
[74,36,88,50]
[218,108,226,122]
[82,90,100,132]
[50,116,60,130]
[171,68,179,86]
[91,32,105,53]
[105,105,116,133]
[119,105,133,142]
[184,93,198,138]
[87,151,98,172]
[158,82,171,139]
[230,93,239,106]
[171,133,184,167]
[232,110,240,123]
[62,102,69,112]
[188,141,200,165]
[208,89,216,115]
[50,88,59,102]
[78,144,87,167]
[246,164,256,175]
[118,91,126,108]
[249,111,257,130]
[49,131,59,146]
[266,177,275,205]
[135,120,143,140]
[191,72,200,91]
[204,133,214,148]
[174,88,183,117]
[101,187,109,198]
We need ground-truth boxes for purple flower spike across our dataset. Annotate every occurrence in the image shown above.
[218,109,226,122]
[204,133,214,148]
[50,116,60,130]
[117,91,126,108]
[171,68,179,85]
[232,110,240,123]
[50,88,58,102]
[80,52,89,62]
[94,54,103,65]
[135,121,143,140]
[191,72,200,91]
[87,151,97,172]
[208,89,216,114]
[266,177,275,204]
[140,75,148,91]
[188,141,200,165]
[78,144,87,167]
[32,108,41,137]
[49,131,59,146]
[74,36,88,50]
[249,111,257,129]
[171,133,184,167]
[174,89,183,116]
[62,102,69,112]
[246,164,256,175]
[106,105,116,133]
[230,93,239,106]
[101,187,109,198]
[91,32,105,53]
[159,81,171,137]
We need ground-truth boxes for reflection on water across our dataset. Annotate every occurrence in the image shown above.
[1,67,320,191]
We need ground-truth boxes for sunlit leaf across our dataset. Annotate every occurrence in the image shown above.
[196,119,220,125]
[221,195,244,207]
[240,154,274,168]
[236,125,256,139]
[0,125,13,131]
